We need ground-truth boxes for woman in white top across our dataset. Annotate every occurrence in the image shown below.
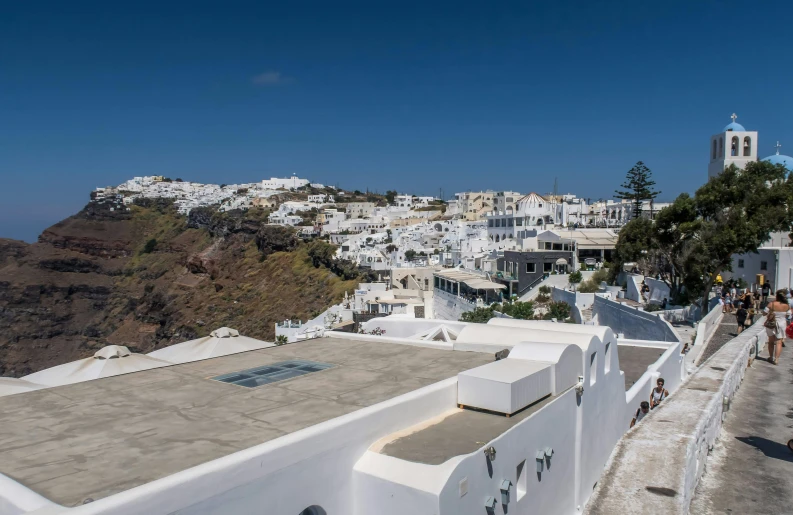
[650,378,669,409]
[763,290,791,365]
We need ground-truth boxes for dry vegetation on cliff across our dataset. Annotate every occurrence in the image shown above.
[0,202,367,377]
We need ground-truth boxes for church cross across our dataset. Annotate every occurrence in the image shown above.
[775,141,782,155]
[731,113,738,123]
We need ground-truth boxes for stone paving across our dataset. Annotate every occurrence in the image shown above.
[699,313,744,363]
[690,339,793,514]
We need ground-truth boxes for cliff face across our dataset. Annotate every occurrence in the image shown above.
[0,203,359,377]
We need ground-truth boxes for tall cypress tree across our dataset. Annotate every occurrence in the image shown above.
[615,161,661,218]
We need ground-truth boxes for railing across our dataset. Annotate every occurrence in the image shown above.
[518,275,547,297]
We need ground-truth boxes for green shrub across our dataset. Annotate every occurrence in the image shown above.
[142,238,157,254]
[544,301,571,321]
[538,285,551,294]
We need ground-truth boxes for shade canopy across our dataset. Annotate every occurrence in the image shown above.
[147,327,275,365]
[22,345,173,387]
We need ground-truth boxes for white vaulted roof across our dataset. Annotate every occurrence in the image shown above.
[22,345,173,387]
[147,327,275,364]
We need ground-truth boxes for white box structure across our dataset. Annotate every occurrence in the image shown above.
[457,360,553,415]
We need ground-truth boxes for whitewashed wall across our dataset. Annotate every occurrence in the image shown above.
[432,289,476,321]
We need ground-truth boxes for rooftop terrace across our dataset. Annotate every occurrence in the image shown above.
[0,337,492,507]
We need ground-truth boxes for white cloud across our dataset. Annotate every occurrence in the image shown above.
[251,71,294,86]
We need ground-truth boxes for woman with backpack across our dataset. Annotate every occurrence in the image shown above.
[763,290,791,365]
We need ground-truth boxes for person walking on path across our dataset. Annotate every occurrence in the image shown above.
[762,281,771,304]
[650,378,669,409]
[736,305,748,334]
[763,290,790,365]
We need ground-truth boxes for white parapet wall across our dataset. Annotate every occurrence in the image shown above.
[591,295,680,342]
[586,321,764,514]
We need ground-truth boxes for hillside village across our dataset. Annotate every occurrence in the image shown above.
[90,172,676,341]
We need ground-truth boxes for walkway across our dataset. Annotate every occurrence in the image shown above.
[699,313,741,363]
[518,271,597,302]
[690,341,793,514]
[519,273,570,301]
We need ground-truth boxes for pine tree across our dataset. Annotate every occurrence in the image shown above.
[615,161,661,219]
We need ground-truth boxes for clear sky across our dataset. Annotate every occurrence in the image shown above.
[2,1,791,242]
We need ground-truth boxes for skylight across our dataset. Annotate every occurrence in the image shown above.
[211,360,334,388]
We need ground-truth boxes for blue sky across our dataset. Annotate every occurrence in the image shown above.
[2,1,791,242]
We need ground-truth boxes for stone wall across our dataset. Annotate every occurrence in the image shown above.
[586,321,764,514]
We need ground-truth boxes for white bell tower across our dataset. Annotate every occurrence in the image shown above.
[707,113,758,180]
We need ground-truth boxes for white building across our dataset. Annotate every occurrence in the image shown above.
[707,114,758,180]
[0,317,685,515]
[261,175,310,190]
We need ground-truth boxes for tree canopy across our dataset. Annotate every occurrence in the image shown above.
[611,161,793,306]
[615,161,661,218]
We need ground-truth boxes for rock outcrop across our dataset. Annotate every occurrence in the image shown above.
[0,203,362,377]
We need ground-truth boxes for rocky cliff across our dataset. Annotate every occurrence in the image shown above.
[0,202,365,377]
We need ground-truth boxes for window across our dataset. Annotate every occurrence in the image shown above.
[761,261,768,271]
[563,244,570,251]
[538,203,543,208]
[731,136,739,156]
[211,360,334,388]
[526,263,536,273]
[552,243,563,250]
[516,218,523,226]
[738,259,744,268]
[712,139,717,160]
[604,343,611,373]
[508,218,514,227]
[488,219,494,227]
[545,242,552,250]
[590,352,597,385]
[495,219,501,227]
[743,136,751,157]
[543,262,553,272]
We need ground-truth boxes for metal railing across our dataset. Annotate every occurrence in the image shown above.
[518,275,547,297]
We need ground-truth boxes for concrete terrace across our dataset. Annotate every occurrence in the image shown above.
[377,344,660,465]
[0,337,492,507]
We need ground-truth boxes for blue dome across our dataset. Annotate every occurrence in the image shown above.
[763,154,793,169]
[723,122,746,132]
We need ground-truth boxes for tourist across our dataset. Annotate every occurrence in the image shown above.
[724,293,732,313]
[761,281,771,303]
[719,296,726,313]
[650,378,669,409]
[630,401,650,428]
[742,292,753,310]
[762,290,791,365]
[747,306,756,328]
[735,305,747,334]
